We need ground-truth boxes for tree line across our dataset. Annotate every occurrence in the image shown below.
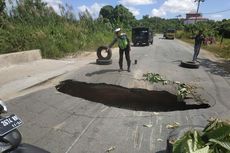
[0,0,229,58]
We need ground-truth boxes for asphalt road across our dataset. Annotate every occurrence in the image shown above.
[7,35,230,153]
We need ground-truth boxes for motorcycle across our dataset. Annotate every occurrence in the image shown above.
[0,100,50,153]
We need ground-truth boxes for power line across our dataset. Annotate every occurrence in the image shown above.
[203,8,230,14]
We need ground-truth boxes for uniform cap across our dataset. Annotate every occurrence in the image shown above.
[114,28,121,33]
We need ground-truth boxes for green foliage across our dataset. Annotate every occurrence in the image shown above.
[1,1,230,59]
[0,0,5,13]
[177,83,191,102]
[0,0,115,58]
[143,73,198,102]
[138,17,184,33]
[172,119,230,153]
[99,5,114,22]
[176,20,230,59]
[143,73,167,84]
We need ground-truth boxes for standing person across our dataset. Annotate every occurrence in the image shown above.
[193,30,205,61]
[108,28,131,72]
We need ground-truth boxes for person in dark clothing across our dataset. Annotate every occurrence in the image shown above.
[193,30,205,61]
[108,28,131,72]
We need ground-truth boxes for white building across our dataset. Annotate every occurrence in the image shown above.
[184,12,208,24]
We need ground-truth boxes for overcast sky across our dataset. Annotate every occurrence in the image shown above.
[38,0,230,20]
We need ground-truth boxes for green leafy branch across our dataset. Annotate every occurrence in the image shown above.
[143,73,198,102]
[172,119,230,153]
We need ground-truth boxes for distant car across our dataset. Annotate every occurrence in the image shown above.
[164,29,176,39]
[132,27,153,46]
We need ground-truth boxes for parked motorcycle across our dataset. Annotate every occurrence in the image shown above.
[0,100,50,153]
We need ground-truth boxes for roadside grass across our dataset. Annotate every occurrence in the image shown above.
[0,21,115,59]
[177,36,230,59]
[203,39,230,59]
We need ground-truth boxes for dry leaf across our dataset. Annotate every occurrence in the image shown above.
[166,122,180,129]
[105,146,115,152]
[157,138,163,142]
[143,124,153,128]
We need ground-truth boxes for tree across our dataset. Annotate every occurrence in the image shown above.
[219,19,230,46]
[0,0,6,14]
[99,5,114,22]
[113,5,135,23]
[11,0,57,23]
[99,4,136,29]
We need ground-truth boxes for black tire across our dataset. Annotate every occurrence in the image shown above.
[166,125,204,153]
[97,46,112,60]
[96,59,112,65]
[180,61,200,69]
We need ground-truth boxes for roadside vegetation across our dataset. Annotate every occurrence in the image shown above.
[0,0,115,58]
[172,118,230,153]
[0,0,230,59]
[176,21,230,59]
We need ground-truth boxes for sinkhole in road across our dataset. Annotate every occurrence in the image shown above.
[56,80,210,112]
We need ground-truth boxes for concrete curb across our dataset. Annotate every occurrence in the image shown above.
[0,69,67,100]
[0,49,42,68]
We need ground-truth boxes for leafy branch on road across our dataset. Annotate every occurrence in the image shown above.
[172,118,230,153]
[143,73,200,102]
[143,73,168,85]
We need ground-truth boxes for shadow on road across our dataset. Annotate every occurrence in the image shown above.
[56,80,210,112]
[85,69,118,77]
[156,151,166,153]
[131,44,149,47]
[199,58,230,77]
[89,62,97,65]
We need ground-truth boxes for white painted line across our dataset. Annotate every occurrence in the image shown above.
[138,133,144,150]
[100,106,109,112]
[65,106,108,153]
[159,124,162,135]
[125,127,130,141]
[133,125,139,148]
[65,118,95,153]
[149,127,154,151]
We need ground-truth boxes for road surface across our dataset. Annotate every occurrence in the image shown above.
[7,35,230,153]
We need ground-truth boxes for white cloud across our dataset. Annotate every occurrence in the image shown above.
[209,14,223,21]
[78,3,104,19]
[151,0,196,17]
[151,8,166,17]
[42,0,63,14]
[119,0,156,5]
[127,6,140,16]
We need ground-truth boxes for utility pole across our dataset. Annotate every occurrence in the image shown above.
[175,15,182,30]
[194,0,205,23]
[176,14,182,19]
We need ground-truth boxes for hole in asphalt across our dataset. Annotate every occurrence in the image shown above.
[56,80,210,112]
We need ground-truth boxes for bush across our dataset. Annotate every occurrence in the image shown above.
[0,0,116,58]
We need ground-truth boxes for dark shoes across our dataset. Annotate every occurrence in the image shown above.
[119,68,131,72]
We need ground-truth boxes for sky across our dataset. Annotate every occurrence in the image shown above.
[22,0,230,20]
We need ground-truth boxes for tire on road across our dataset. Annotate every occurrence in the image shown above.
[96,59,112,65]
[97,46,112,60]
[166,125,204,153]
[180,61,200,69]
